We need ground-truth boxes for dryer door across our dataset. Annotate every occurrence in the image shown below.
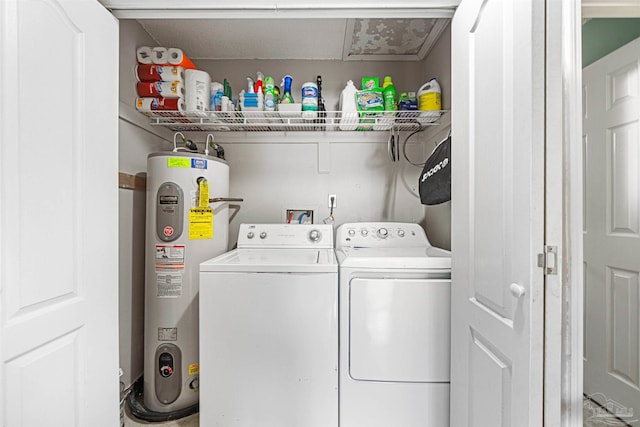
[349,277,450,382]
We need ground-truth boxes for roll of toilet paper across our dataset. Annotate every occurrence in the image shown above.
[151,46,169,64]
[136,81,185,99]
[167,48,197,70]
[136,46,153,64]
[136,97,186,113]
[185,69,211,112]
[135,65,185,82]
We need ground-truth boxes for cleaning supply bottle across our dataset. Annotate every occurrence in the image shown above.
[301,81,318,119]
[339,80,358,131]
[246,76,255,94]
[264,75,276,111]
[382,75,397,111]
[417,78,441,111]
[254,71,264,94]
[280,75,295,104]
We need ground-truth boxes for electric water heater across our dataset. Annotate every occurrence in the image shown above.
[144,151,230,413]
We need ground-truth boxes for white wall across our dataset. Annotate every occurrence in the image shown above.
[221,141,426,247]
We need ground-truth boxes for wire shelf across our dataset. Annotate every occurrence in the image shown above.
[142,110,445,132]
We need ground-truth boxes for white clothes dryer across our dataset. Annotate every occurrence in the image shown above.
[199,224,338,427]
[336,222,452,427]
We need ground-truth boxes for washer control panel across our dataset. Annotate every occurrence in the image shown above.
[238,223,334,249]
[336,222,430,249]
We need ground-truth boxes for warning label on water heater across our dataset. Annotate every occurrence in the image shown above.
[155,244,185,271]
[158,327,178,341]
[157,273,182,297]
[189,207,213,240]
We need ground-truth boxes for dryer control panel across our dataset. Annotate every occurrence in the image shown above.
[336,222,430,249]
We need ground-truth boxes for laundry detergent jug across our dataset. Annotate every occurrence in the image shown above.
[417,78,441,111]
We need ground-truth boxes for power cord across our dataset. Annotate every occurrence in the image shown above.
[402,125,426,167]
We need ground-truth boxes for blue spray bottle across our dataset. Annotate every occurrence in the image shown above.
[280,75,294,104]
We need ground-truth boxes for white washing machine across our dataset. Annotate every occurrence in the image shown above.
[199,223,338,427]
[336,222,452,427]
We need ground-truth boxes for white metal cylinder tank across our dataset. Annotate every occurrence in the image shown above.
[144,151,229,413]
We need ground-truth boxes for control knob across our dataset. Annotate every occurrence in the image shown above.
[309,229,321,242]
[398,229,405,237]
[377,228,389,239]
[260,232,267,239]
[348,229,356,236]
[159,365,173,378]
[361,229,369,237]
[247,231,255,239]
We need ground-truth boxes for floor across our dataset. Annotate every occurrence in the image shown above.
[123,397,629,426]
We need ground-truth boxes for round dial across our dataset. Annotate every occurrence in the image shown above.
[259,232,267,239]
[247,231,255,239]
[360,229,369,237]
[398,229,405,237]
[160,365,173,378]
[348,229,356,236]
[308,229,321,242]
[377,228,389,239]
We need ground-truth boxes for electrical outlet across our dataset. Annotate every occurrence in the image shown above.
[328,194,337,209]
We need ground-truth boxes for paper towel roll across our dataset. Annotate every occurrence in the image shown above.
[136,97,186,113]
[185,69,211,112]
[136,46,153,64]
[135,65,185,82]
[167,48,197,69]
[151,47,169,64]
[136,81,185,99]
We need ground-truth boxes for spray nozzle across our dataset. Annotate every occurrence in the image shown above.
[246,76,255,93]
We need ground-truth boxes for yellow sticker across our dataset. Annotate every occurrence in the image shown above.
[198,179,209,208]
[188,363,199,376]
[167,158,190,168]
[189,207,213,240]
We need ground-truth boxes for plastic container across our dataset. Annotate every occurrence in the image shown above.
[277,103,302,118]
[210,82,223,111]
[185,69,211,112]
[280,75,295,104]
[264,75,276,111]
[339,80,358,131]
[382,75,397,111]
[301,81,318,119]
[417,78,441,111]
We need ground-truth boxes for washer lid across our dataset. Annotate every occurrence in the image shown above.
[337,246,451,269]
[200,248,338,273]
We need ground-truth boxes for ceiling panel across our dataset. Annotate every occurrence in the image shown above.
[136,17,450,61]
[137,19,348,60]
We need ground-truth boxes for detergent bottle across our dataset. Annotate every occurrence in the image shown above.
[338,80,358,131]
[382,75,397,111]
[417,78,441,111]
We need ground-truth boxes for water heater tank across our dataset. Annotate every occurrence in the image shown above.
[144,151,230,413]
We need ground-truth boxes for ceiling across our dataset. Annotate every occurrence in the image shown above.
[137,17,451,61]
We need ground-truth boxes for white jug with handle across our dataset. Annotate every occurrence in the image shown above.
[417,78,441,111]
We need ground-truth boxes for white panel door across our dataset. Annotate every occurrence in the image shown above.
[583,36,640,426]
[0,1,119,426]
[450,0,545,425]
